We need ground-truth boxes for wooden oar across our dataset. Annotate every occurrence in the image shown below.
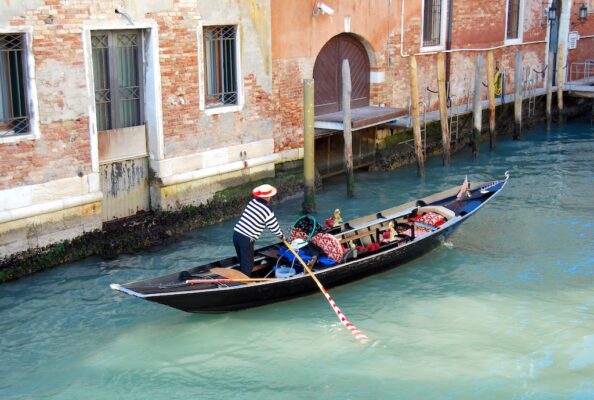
[281,238,369,345]
[186,278,274,285]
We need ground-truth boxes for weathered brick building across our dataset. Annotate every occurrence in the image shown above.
[1,0,592,257]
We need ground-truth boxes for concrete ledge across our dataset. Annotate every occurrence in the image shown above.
[154,161,276,210]
[152,139,275,178]
[0,191,103,224]
[160,154,278,187]
[0,200,102,258]
[0,173,100,212]
[277,147,304,163]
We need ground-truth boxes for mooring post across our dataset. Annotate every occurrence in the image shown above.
[342,59,355,197]
[557,43,565,124]
[472,53,483,158]
[486,50,496,150]
[513,50,523,140]
[302,79,316,213]
[437,52,450,166]
[546,50,554,130]
[408,55,425,176]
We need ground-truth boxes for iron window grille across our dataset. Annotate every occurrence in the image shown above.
[423,0,443,47]
[203,26,238,108]
[0,33,29,137]
[506,0,521,40]
[91,30,144,131]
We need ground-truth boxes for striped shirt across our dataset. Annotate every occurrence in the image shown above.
[234,198,283,240]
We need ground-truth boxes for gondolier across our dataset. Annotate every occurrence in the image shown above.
[233,184,284,276]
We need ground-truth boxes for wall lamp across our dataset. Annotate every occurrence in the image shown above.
[313,2,335,16]
[115,8,134,25]
[548,3,557,21]
[579,3,588,21]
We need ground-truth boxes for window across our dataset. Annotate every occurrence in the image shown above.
[506,0,521,40]
[423,0,444,48]
[91,30,144,131]
[203,26,238,108]
[505,0,524,43]
[0,33,28,137]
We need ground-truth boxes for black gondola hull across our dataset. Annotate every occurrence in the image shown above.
[111,175,508,313]
[145,224,452,312]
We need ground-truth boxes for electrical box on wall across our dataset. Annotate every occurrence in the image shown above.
[568,31,580,49]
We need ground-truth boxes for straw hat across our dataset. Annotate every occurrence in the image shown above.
[252,184,278,198]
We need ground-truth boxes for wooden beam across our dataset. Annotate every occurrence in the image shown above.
[546,50,554,130]
[408,55,425,176]
[472,53,483,158]
[486,50,496,150]
[342,59,355,197]
[302,79,316,213]
[513,50,523,139]
[557,43,565,124]
[437,52,451,165]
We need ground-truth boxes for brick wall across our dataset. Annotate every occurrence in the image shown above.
[0,2,92,190]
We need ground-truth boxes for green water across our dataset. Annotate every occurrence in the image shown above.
[1,122,593,399]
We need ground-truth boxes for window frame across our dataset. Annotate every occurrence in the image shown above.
[421,0,448,52]
[504,0,524,45]
[91,29,145,132]
[198,23,243,115]
[0,28,39,144]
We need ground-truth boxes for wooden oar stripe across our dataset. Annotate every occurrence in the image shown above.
[323,289,369,344]
[282,239,370,345]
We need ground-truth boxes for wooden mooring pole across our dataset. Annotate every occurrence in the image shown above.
[486,50,497,150]
[513,50,523,140]
[408,55,425,176]
[546,50,554,130]
[437,52,451,166]
[342,59,355,197]
[557,43,565,124]
[302,79,316,213]
[472,54,483,158]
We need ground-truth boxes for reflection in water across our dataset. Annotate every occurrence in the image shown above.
[1,123,593,399]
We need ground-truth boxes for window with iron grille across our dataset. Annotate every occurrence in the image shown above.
[0,33,29,137]
[423,0,443,47]
[91,30,144,131]
[203,26,238,108]
[506,0,521,40]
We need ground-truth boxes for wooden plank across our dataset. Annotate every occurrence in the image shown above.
[408,55,425,177]
[557,43,565,121]
[546,50,554,129]
[472,53,483,157]
[437,52,450,166]
[513,50,523,139]
[303,78,316,213]
[487,50,496,149]
[343,59,355,198]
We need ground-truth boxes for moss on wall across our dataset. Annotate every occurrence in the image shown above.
[0,164,307,283]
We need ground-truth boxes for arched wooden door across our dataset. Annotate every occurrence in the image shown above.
[313,34,370,116]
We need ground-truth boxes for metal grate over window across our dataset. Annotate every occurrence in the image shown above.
[506,0,521,40]
[203,26,238,108]
[423,0,443,47]
[0,33,29,137]
[92,30,143,131]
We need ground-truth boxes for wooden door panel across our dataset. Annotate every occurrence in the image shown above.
[313,34,370,116]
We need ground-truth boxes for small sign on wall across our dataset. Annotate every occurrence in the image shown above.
[568,31,580,49]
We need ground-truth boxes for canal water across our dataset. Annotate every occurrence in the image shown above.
[1,122,593,399]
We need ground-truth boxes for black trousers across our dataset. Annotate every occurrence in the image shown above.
[233,231,254,276]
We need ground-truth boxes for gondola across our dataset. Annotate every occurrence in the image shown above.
[110,173,509,312]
